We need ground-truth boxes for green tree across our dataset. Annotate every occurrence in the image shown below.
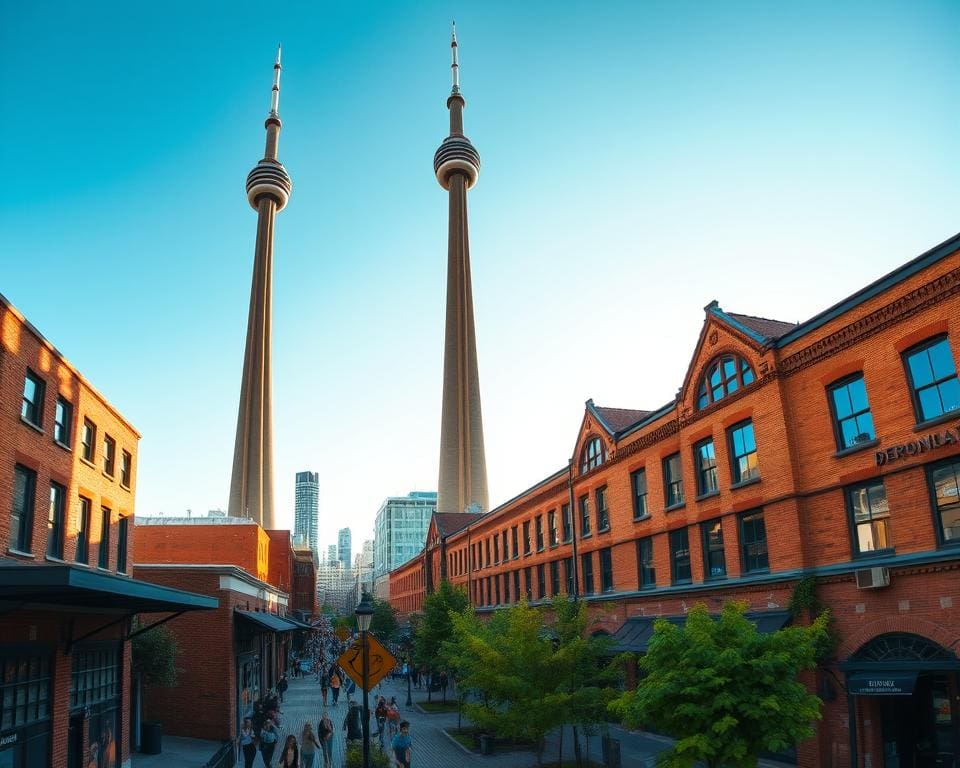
[612,602,828,768]
[369,599,399,643]
[447,600,568,766]
[131,621,181,722]
[413,580,468,701]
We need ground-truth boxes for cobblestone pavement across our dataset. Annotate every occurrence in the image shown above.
[256,674,793,768]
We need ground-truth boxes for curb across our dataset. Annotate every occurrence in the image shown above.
[440,728,477,756]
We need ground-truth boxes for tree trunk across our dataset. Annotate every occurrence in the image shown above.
[573,725,582,767]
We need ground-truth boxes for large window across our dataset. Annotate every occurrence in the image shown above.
[103,435,116,477]
[501,531,508,561]
[564,557,575,595]
[81,419,96,462]
[523,521,531,555]
[54,396,73,446]
[561,504,572,542]
[535,516,544,551]
[548,510,558,546]
[670,528,691,584]
[70,648,119,709]
[637,537,655,589]
[20,370,45,427]
[511,526,519,559]
[729,420,760,485]
[904,336,960,423]
[694,438,719,496]
[596,486,610,531]
[663,453,684,508]
[11,464,36,553]
[701,519,726,579]
[120,450,132,488]
[697,355,756,409]
[828,374,876,450]
[931,459,960,544]
[76,496,92,564]
[537,564,546,599]
[847,480,892,556]
[579,494,591,536]
[631,469,648,520]
[98,507,111,569]
[581,552,595,594]
[524,567,533,601]
[493,575,500,605]
[1,652,51,729]
[739,510,769,572]
[513,570,521,603]
[550,560,561,595]
[493,534,500,564]
[47,482,66,559]
[581,437,605,474]
[599,548,614,592]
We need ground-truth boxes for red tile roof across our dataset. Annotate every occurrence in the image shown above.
[434,512,484,535]
[594,406,652,434]
[727,312,798,340]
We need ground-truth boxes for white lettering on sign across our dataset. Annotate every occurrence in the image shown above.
[0,733,17,747]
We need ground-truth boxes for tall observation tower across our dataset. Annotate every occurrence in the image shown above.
[434,25,489,516]
[228,47,293,529]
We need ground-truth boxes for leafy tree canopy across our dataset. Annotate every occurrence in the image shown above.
[131,621,180,688]
[370,598,399,643]
[413,580,468,672]
[612,602,828,768]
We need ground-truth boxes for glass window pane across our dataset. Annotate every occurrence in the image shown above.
[741,424,756,452]
[929,340,957,380]
[742,366,755,385]
[832,385,853,419]
[867,484,889,517]
[840,419,859,448]
[710,366,722,387]
[727,377,739,393]
[855,412,875,441]
[938,377,960,414]
[723,358,736,379]
[919,386,944,421]
[933,465,960,506]
[848,378,869,413]
[909,349,935,388]
[941,506,960,542]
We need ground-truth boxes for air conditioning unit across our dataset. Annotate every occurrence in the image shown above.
[855,567,890,589]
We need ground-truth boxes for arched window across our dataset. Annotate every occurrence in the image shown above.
[697,355,756,409]
[581,437,605,474]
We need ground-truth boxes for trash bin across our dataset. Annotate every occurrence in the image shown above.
[605,738,621,768]
[479,734,494,755]
[140,721,163,754]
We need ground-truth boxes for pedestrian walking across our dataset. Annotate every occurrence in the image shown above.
[278,673,289,704]
[374,696,388,748]
[237,717,258,768]
[320,669,329,706]
[343,700,363,744]
[391,721,412,768]
[300,722,321,768]
[277,734,300,768]
[386,697,400,740]
[330,670,341,705]
[259,717,280,767]
[317,712,334,768]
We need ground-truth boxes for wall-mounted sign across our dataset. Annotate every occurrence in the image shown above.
[0,731,17,749]
[875,424,960,466]
[847,671,917,696]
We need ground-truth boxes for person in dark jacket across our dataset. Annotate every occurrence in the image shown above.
[278,674,289,703]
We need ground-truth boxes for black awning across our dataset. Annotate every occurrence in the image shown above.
[610,610,792,653]
[0,564,218,613]
[235,610,299,633]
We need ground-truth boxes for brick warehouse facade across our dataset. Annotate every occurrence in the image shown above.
[389,232,960,767]
[135,517,313,743]
[0,293,216,768]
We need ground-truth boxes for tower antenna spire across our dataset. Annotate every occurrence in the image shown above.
[450,21,460,96]
[270,44,282,117]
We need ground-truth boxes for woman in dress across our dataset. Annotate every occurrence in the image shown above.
[300,722,321,768]
[278,734,299,768]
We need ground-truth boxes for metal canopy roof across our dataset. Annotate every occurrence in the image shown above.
[235,609,301,633]
[0,564,218,613]
[610,610,791,654]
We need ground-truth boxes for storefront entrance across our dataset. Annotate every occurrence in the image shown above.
[845,633,960,768]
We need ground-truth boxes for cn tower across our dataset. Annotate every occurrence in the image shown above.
[434,25,490,516]
[228,47,293,529]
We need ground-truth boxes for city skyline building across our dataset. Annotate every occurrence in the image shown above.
[374,491,437,579]
[294,470,319,557]
[435,25,489,516]
[326,544,337,565]
[227,46,293,528]
[337,527,352,571]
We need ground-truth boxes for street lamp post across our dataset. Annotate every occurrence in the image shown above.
[355,591,375,768]
[405,653,413,706]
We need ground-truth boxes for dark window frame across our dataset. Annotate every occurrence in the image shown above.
[103,435,116,477]
[493,534,500,564]
[98,508,111,569]
[739,509,769,573]
[599,547,614,593]
[581,436,605,474]
[11,464,37,554]
[631,468,648,520]
[47,481,66,559]
[663,453,684,508]
[637,537,655,589]
[564,556,575,595]
[581,552,595,595]
[535,516,544,551]
[696,354,756,410]
[827,373,876,451]
[846,479,893,558]
[561,503,572,543]
[929,457,960,547]
[513,570,521,603]
[76,496,92,565]
[579,494,591,536]
[548,509,559,547]
[81,419,96,463]
[728,420,760,485]
[511,526,519,559]
[596,486,610,531]
[524,567,533,601]
[523,521,532,555]
[550,560,560,595]
[694,438,719,497]
[120,450,132,488]
[669,527,692,585]
[537,563,546,599]
[20,369,46,428]
[54,396,73,447]
[902,335,960,425]
[700,518,726,580]
[117,517,129,574]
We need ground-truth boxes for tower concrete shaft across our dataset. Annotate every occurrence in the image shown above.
[228,47,292,529]
[434,26,489,515]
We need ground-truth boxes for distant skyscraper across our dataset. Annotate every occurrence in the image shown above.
[374,491,437,578]
[435,25,489,515]
[294,471,319,557]
[228,46,293,529]
[338,528,352,571]
[327,544,337,566]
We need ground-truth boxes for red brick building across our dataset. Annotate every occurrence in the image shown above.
[0,293,216,768]
[135,517,312,743]
[390,232,960,767]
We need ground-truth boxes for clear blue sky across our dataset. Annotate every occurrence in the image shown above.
[2,1,958,556]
